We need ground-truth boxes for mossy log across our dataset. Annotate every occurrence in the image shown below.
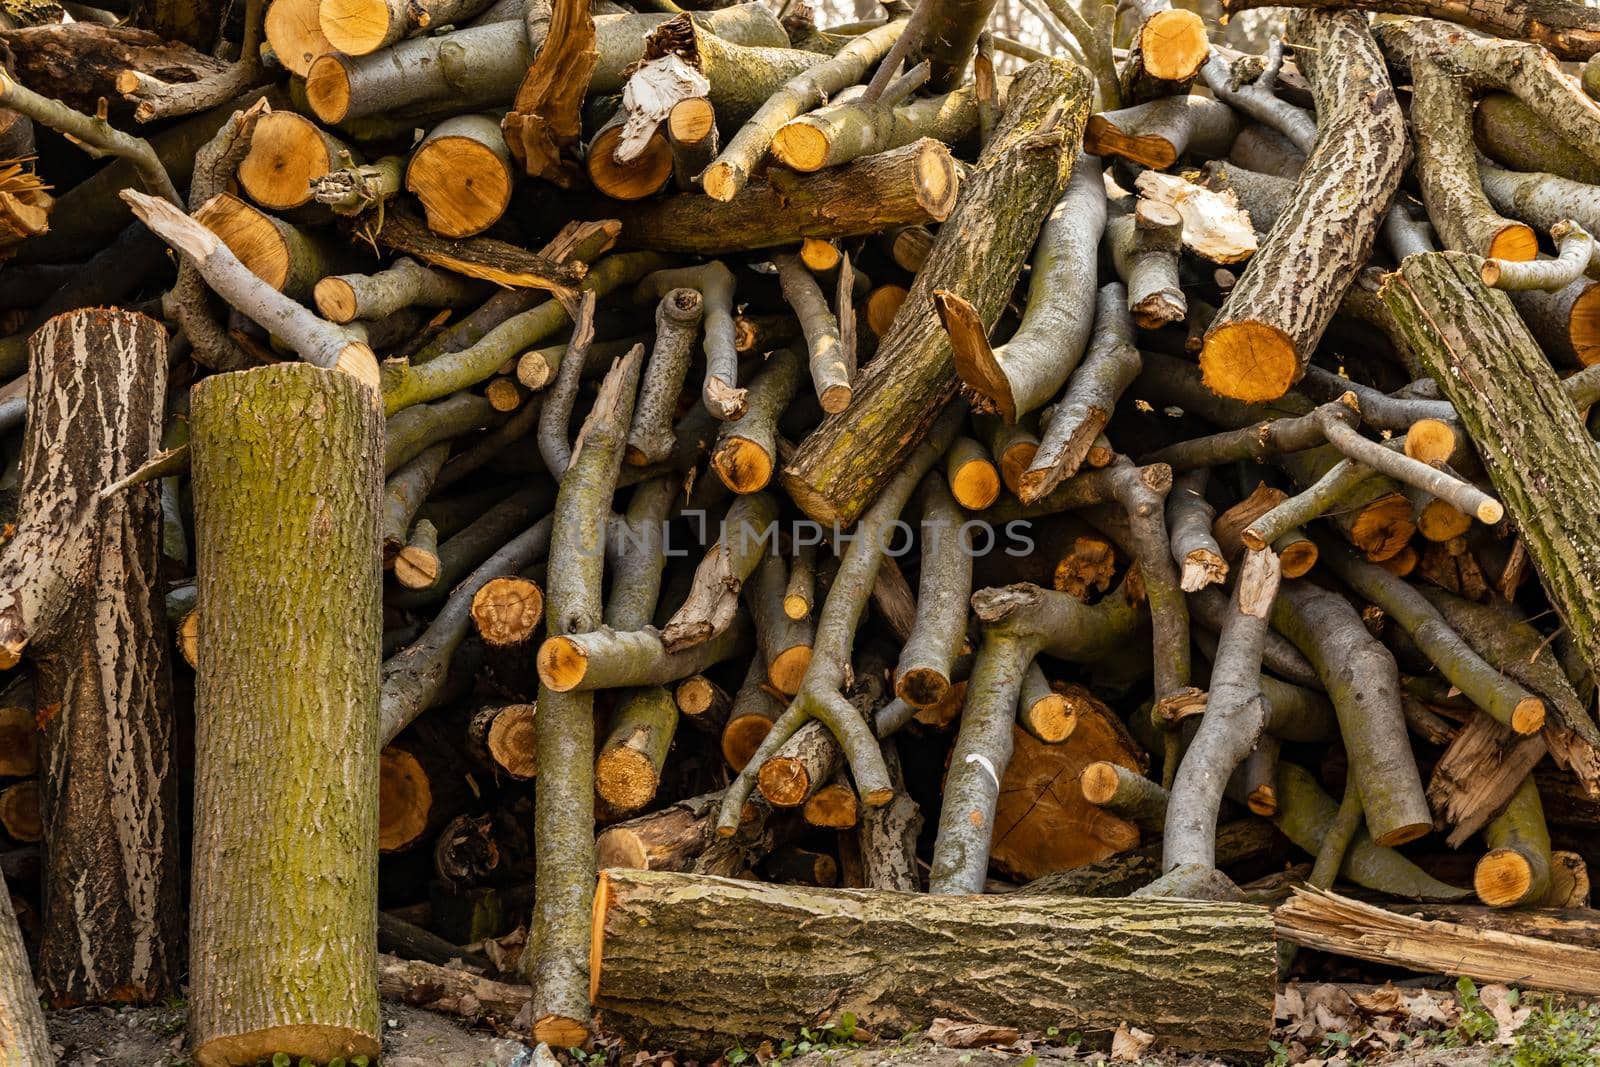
[187,363,382,1067]
[1199,12,1406,403]
[783,59,1092,525]
[0,311,179,1007]
[1382,252,1600,685]
[590,869,1277,1059]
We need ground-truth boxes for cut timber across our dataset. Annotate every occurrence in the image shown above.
[1120,1,1209,105]
[771,83,980,174]
[266,0,334,76]
[1276,886,1600,995]
[237,110,351,212]
[468,703,537,780]
[1383,252,1600,684]
[405,115,515,238]
[1217,0,1600,61]
[1200,12,1406,402]
[991,721,1142,881]
[192,192,347,301]
[188,364,383,1067]
[591,869,1276,1058]
[2,311,179,1006]
[1474,776,1551,908]
[712,349,801,494]
[0,780,40,842]
[1083,97,1240,170]
[0,700,35,777]
[320,0,497,55]
[587,118,674,201]
[304,5,788,124]
[0,885,51,1065]
[783,59,1092,525]
[610,137,959,256]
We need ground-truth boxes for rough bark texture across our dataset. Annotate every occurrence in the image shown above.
[1218,0,1600,60]
[1,311,180,1007]
[592,869,1276,1058]
[1383,252,1600,683]
[188,364,383,1067]
[1199,12,1407,403]
[784,58,1092,524]
[610,137,959,256]
[0,882,52,1064]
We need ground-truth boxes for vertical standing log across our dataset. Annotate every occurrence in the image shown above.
[0,310,180,1006]
[1383,251,1600,683]
[0,882,52,1064]
[187,364,384,1067]
[783,58,1092,524]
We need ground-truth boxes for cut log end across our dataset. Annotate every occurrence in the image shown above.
[588,126,673,202]
[1079,761,1122,806]
[782,594,810,621]
[803,783,859,829]
[701,162,740,203]
[1474,847,1538,907]
[471,576,544,647]
[393,545,441,589]
[799,238,840,273]
[1403,418,1460,465]
[314,277,360,324]
[721,714,774,771]
[1022,692,1077,743]
[1246,784,1276,817]
[487,703,538,779]
[1571,284,1600,365]
[950,457,1001,510]
[0,706,37,777]
[486,378,524,412]
[194,1024,381,1067]
[1487,225,1539,263]
[1083,115,1177,170]
[267,0,335,77]
[378,747,431,852]
[318,0,397,56]
[1511,697,1546,736]
[0,780,41,842]
[1277,538,1318,579]
[676,676,720,716]
[533,1016,590,1049]
[304,54,353,124]
[758,757,811,807]
[771,124,829,173]
[866,285,908,337]
[895,666,951,710]
[1348,494,1416,561]
[178,610,200,670]
[1139,9,1208,82]
[194,194,291,293]
[537,635,588,692]
[597,748,662,813]
[668,97,715,145]
[1200,321,1299,403]
[911,140,960,220]
[238,111,334,211]
[407,137,514,239]
[766,645,811,696]
[818,383,852,414]
[712,436,775,494]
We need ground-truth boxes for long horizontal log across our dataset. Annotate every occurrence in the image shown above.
[1219,0,1600,61]
[591,869,1276,1058]
[608,138,959,256]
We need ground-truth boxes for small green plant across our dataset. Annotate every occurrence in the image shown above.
[1494,999,1600,1067]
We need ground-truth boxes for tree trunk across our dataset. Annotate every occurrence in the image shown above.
[1199,11,1406,402]
[591,869,1276,1058]
[1382,251,1600,683]
[783,58,1092,525]
[187,364,383,1067]
[0,310,180,1007]
[0,859,52,1064]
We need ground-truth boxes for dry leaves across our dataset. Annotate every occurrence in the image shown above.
[927,1018,1020,1048]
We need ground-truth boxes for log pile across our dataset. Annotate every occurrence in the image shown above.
[7,0,1600,1062]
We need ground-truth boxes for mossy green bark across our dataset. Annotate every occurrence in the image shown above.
[188,364,383,1067]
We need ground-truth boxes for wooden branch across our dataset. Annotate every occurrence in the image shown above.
[1199,12,1406,402]
[121,190,378,388]
[501,0,595,186]
[1221,0,1600,61]
[784,58,1092,525]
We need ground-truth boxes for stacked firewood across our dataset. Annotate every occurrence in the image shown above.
[8,0,1600,1062]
